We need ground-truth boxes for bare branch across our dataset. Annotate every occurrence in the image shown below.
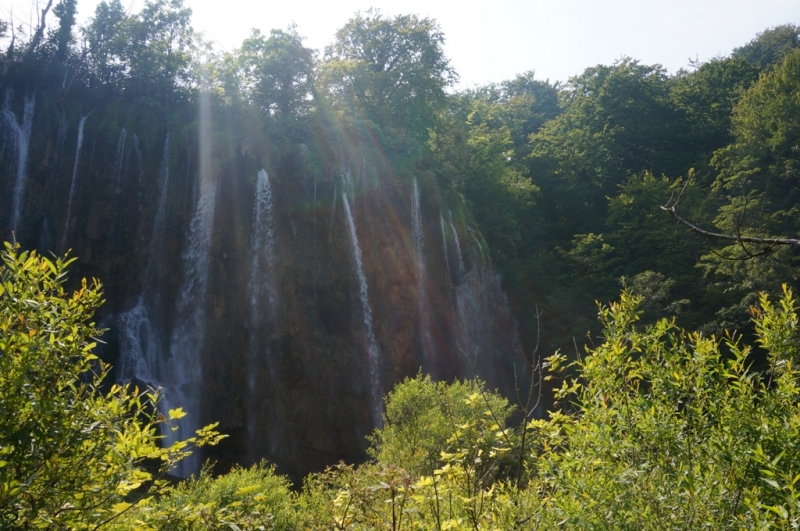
[661,176,800,249]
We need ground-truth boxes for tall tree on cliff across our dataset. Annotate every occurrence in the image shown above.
[321,9,457,152]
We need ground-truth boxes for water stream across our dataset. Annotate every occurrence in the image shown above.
[4,93,35,234]
[61,113,89,250]
[247,169,279,460]
[412,177,435,370]
[342,189,382,426]
[165,175,217,476]
[114,128,127,190]
[448,211,465,275]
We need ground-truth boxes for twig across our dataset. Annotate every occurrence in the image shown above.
[660,176,800,248]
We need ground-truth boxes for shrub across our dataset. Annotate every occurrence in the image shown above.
[116,462,297,530]
[0,242,222,529]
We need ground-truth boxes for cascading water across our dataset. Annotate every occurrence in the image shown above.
[165,175,217,477]
[342,189,382,426]
[148,135,171,273]
[250,169,277,314]
[247,169,279,460]
[114,128,127,190]
[448,211,465,275]
[4,93,35,234]
[61,113,89,251]
[118,134,170,374]
[329,181,338,241]
[412,177,435,370]
[440,214,453,293]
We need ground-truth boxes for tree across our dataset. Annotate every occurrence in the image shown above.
[733,23,800,71]
[52,0,77,62]
[0,242,223,529]
[237,28,316,120]
[322,9,457,143]
[82,0,129,87]
[534,287,800,528]
[670,48,800,311]
[527,58,679,242]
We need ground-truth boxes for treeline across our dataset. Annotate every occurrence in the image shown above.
[2,1,799,360]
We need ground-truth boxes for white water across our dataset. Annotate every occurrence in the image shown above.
[118,134,170,370]
[412,177,435,369]
[440,214,453,292]
[114,128,127,190]
[118,300,159,382]
[147,135,170,273]
[329,181,338,241]
[342,191,382,426]
[61,113,89,250]
[448,211,465,275]
[250,169,277,315]
[4,93,35,234]
[166,176,217,476]
[247,169,279,460]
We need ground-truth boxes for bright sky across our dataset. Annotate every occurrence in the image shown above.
[4,0,799,87]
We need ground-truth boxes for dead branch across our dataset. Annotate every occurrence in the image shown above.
[660,176,800,251]
[2,0,54,75]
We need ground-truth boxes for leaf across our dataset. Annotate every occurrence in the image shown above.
[169,408,187,420]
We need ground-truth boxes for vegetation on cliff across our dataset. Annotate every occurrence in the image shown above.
[0,242,223,529]
[4,241,800,528]
[2,2,800,526]
[1,0,798,359]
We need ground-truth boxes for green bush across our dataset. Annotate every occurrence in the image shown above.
[116,462,297,530]
[0,242,222,529]
[298,287,800,530]
[368,374,515,478]
[533,286,800,529]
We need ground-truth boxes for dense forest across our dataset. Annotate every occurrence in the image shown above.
[2,0,800,527]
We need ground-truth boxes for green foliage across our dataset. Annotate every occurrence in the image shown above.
[535,286,800,528]
[698,48,800,314]
[321,9,456,143]
[115,462,296,530]
[292,288,800,529]
[52,0,78,61]
[0,242,223,529]
[83,0,196,99]
[368,374,514,477]
[7,258,788,530]
[733,24,800,71]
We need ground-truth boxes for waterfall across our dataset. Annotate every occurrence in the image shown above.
[61,113,89,251]
[329,181,338,241]
[440,214,453,292]
[448,211,465,275]
[117,133,176,468]
[342,190,382,426]
[118,134,170,374]
[132,134,144,180]
[165,176,217,476]
[114,128,127,190]
[250,169,277,315]
[247,169,279,461]
[147,134,171,273]
[118,300,159,383]
[412,177,435,369]
[4,93,35,235]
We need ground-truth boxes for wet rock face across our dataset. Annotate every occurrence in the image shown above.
[1,91,524,483]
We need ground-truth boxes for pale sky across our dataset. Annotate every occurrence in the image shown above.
[3,0,799,87]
